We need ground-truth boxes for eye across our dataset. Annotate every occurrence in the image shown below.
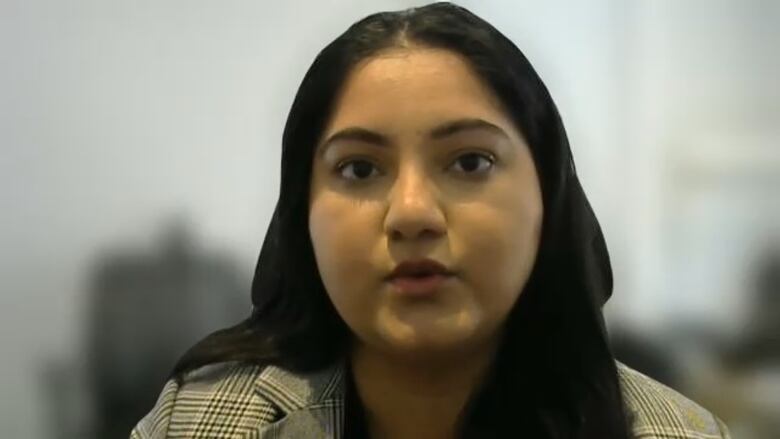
[449,152,495,175]
[336,159,380,181]
[335,152,496,182]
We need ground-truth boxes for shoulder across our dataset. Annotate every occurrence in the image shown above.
[130,361,279,439]
[130,359,346,439]
[616,362,731,439]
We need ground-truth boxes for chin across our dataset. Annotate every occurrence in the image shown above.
[380,329,477,355]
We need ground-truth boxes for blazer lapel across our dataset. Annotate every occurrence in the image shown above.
[254,402,345,439]
[250,358,347,439]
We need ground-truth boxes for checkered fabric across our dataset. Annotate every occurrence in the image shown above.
[130,360,730,438]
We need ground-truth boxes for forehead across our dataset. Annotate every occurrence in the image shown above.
[323,47,515,138]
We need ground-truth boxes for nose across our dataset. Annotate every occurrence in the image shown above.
[383,163,447,242]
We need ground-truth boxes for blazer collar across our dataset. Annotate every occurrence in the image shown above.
[253,356,348,413]
[251,357,348,438]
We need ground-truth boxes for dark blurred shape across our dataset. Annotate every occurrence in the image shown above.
[725,245,780,369]
[42,357,95,439]
[709,243,780,438]
[82,219,249,439]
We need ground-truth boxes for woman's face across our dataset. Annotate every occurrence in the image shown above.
[308,47,543,360]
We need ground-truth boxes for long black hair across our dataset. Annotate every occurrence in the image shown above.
[172,2,632,437]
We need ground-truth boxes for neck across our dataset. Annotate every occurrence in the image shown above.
[349,340,500,439]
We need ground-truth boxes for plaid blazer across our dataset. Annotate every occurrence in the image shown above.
[131,359,731,439]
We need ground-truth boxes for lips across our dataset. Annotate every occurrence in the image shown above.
[386,258,454,280]
[388,273,452,297]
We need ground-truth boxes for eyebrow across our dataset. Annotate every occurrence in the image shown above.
[317,118,510,156]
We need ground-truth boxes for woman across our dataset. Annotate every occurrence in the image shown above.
[131,3,730,438]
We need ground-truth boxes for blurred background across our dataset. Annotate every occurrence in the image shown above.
[1,0,778,437]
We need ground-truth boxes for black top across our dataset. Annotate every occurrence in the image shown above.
[344,359,371,439]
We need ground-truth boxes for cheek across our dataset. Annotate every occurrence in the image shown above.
[458,195,542,311]
[309,194,378,317]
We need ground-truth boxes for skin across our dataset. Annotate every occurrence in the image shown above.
[308,46,543,439]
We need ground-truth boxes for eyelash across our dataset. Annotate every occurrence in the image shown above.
[334,151,497,182]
